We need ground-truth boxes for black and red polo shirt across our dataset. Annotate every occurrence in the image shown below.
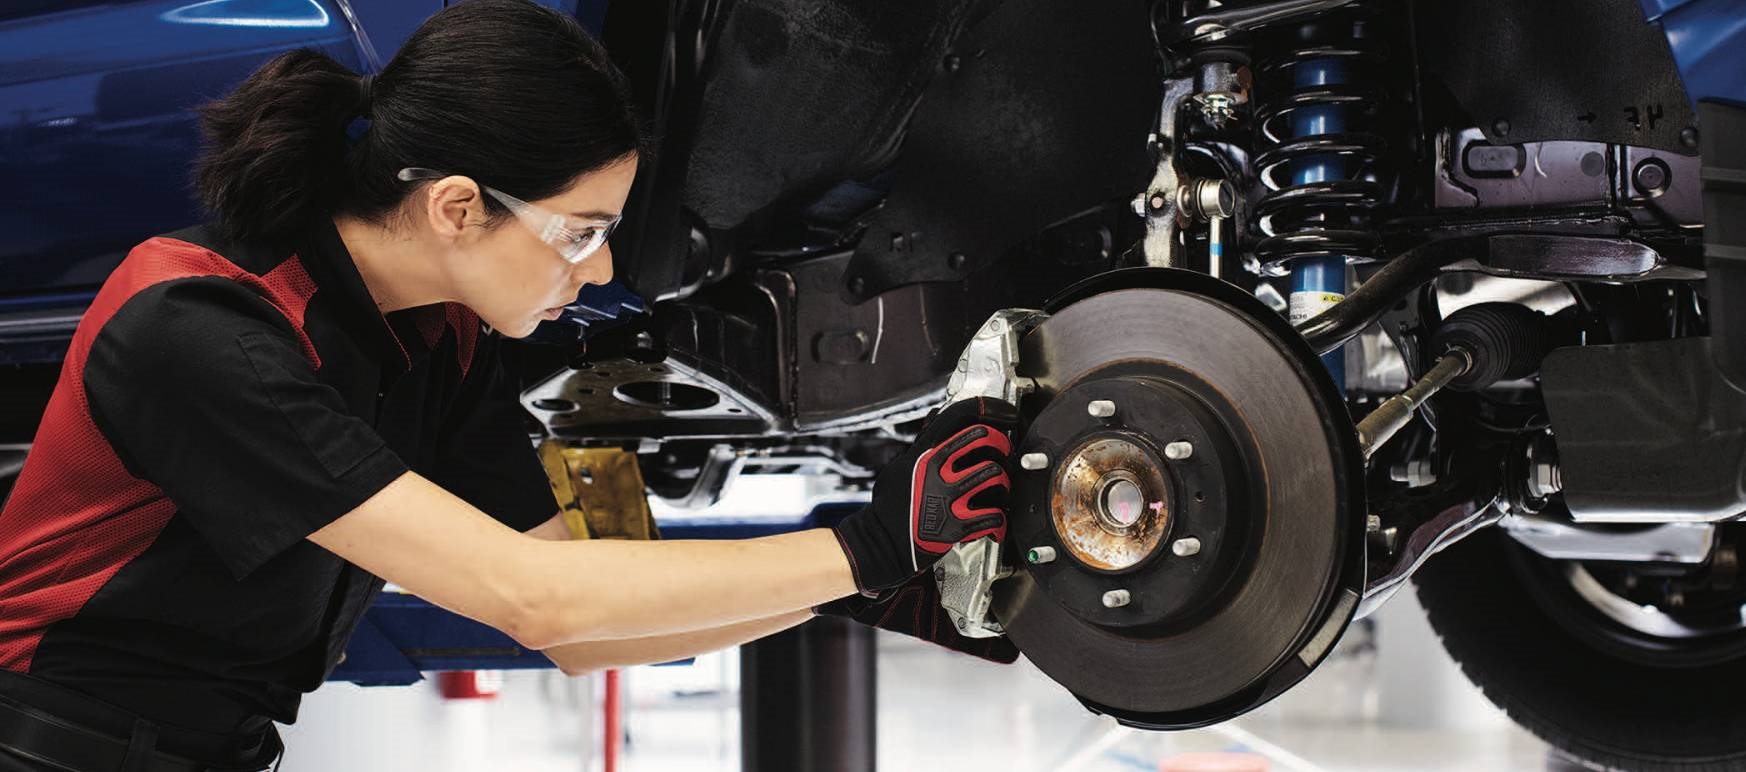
[0,218,558,733]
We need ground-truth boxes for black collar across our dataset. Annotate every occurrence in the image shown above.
[298,217,433,374]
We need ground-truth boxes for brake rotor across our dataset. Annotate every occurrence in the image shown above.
[992,268,1365,730]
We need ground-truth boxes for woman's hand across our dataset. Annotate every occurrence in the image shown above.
[829,397,1020,595]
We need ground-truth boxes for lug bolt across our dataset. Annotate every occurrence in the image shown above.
[1164,441,1194,460]
[1087,400,1117,419]
[1172,537,1202,557]
[1101,589,1131,608]
[1020,452,1050,471]
[1027,546,1057,565]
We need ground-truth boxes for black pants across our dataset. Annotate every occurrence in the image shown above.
[0,672,280,772]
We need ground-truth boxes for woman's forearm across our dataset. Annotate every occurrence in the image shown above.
[541,610,813,675]
[519,528,857,647]
[309,473,859,651]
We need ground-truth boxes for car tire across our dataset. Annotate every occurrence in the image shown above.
[1415,528,1746,771]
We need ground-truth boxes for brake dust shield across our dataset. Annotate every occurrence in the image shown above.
[992,269,1366,730]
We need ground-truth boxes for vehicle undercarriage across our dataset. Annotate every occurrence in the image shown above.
[491,1,1746,767]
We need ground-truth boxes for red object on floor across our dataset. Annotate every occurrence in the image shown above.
[604,668,622,772]
[435,670,500,700]
[1159,752,1271,771]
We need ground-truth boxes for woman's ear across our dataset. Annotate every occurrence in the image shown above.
[422,175,483,240]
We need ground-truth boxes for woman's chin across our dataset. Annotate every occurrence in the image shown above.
[484,315,539,340]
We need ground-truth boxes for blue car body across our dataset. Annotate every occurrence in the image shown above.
[0,0,609,365]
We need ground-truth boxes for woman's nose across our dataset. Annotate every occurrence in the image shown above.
[575,244,615,287]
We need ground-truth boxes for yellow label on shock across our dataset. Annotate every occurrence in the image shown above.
[1287,291,1345,325]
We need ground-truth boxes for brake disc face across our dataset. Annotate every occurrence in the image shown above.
[991,269,1366,730]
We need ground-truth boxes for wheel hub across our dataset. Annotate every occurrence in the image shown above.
[1056,437,1169,566]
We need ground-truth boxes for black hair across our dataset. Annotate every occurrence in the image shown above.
[193,0,648,244]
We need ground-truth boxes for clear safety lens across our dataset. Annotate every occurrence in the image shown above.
[397,167,619,265]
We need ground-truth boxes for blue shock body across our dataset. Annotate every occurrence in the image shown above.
[1288,58,1349,389]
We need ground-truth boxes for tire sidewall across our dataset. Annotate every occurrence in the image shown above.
[1414,528,1746,771]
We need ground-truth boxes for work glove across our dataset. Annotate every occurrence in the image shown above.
[830,397,1019,596]
[814,571,1020,664]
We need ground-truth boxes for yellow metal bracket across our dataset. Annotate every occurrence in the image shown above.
[538,441,661,542]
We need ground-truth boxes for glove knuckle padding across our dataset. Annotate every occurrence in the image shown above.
[953,460,1005,492]
[831,398,1021,594]
[939,424,1013,483]
[950,469,1006,517]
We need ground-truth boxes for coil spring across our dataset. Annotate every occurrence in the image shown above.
[1250,12,1387,277]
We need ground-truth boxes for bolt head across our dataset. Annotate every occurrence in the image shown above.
[1171,537,1202,557]
[1020,452,1050,471]
[1528,461,1562,499]
[1164,441,1194,461]
[1634,160,1670,195]
[1101,589,1131,608]
[1087,400,1116,419]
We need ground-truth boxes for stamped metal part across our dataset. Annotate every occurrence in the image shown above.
[1139,78,1198,269]
[1500,515,1715,564]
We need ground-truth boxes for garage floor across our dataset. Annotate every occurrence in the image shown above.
[277,591,1572,771]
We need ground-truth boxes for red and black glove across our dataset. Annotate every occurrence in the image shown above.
[830,397,1019,596]
[814,570,1019,664]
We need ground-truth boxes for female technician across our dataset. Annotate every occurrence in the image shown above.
[0,2,1016,769]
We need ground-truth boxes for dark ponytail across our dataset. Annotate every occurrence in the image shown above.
[193,0,647,245]
[194,50,363,243]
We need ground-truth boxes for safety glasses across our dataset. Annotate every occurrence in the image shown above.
[397,167,619,265]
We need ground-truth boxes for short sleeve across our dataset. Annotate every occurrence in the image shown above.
[84,277,409,578]
[425,331,558,533]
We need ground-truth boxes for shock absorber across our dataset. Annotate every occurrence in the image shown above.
[1251,7,1387,385]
